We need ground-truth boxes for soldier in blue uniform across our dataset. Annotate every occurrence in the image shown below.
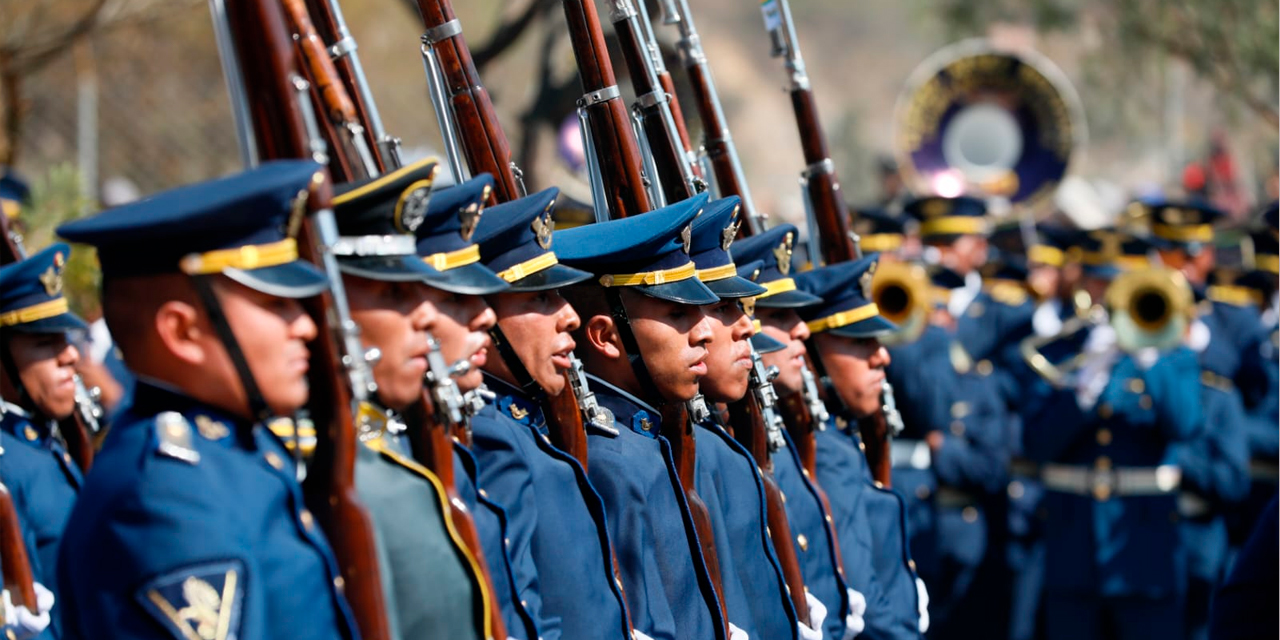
[686,196,817,640]
[55,160,358,640]
[468,184,634,640]
[735,225,878,640]
[0,243,82,639]
[554,194,727,640]
[901,196,991,358]
[327,159,518,640]
[1020,225,1205,640]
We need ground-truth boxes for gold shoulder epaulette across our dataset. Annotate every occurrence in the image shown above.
[1207,285,1261,308]
[1200,370,1234,393]
[986,280,1029,307]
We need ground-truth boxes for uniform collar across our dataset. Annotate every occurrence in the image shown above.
[585,373,661,438]
[481,372,545,432]
[129,378,255,449]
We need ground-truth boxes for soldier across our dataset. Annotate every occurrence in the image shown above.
[326,159,514,640]
[734,225,896,640]
[0,244,80,639]
[468,185,634,640]
[901,196,991,359]
[1021,227,1204,640]
[55,160,358,639]
[687,196,820,640]
[554,193,727,640]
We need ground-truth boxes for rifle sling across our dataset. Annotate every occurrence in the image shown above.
[192,275,274,427]
[488,325,544,400]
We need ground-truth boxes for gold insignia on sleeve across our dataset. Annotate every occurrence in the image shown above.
[459,203,482,242]
[775,232,794,275]
[39,265,62,296]
[533,211,555,249]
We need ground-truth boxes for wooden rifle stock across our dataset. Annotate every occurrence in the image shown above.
[0,481,36,609]
[776,390,847,574]
[224,1,390,637]
[545,373,590,467]
[725,396,810,621]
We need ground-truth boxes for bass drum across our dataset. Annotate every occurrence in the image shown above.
[893,39,1086,218]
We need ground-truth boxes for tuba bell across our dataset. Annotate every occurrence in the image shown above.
[872,261,934,345]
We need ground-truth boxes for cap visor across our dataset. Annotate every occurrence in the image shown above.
[825,315,898,339]
[756,287,823,309]
[750,331,787,354]
[9,312,89,334]
[703,275,768,299]
[423,262,510,296]
[338,256,439,283]
[499,263,593,293]
[224,262,329,299]
[636,277,719,305]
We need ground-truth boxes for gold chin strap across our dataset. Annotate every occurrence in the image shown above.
[179,238,299,275]
[598,262,696,287]
[805,303,881,334]
[422,244,481,271]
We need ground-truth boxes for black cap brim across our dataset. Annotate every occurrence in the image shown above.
[825,315,898,339]
[703,275,768,300]
[636,277,719,305]
[338,255,439,283]
[8,312,89,335]
[751,331,787,354]
[756,287,823,309]
[500,263,593,293]
[224,263,329,299]
[422,262,510,296]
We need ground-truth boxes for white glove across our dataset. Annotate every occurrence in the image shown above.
[797,590,827,640]
[632,630,655,640]
[3,582,54,640]
[915,577,930,634]
[728,622,750,640]
[841,588,867,640]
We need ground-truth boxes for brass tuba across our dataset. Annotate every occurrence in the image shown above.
[872,261,935,345]
[893,39,1086,218]
[1020,266,1194,386]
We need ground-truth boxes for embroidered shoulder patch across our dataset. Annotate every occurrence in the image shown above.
[137,560,245,640]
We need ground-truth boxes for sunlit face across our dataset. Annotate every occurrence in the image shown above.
[813,332,889,418]
[486,290,580,396]
[625,291,712,403]
[3,332,80,420]
[699,299,753,403]
[420,288,495,393]
[756,305,811,394]
[344,276,434,412]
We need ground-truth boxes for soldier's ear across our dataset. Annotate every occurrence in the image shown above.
[154,300,208,366]
[583,314,623,361]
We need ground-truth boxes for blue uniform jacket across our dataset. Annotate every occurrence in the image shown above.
[694,419,798,639]
[773,429,852,640]
[468,375,630,640]
[57,381,357,640]
[0,405,81,639]
[1023,347,1204,596]
[815,421,921,640]
[586,375,725,640]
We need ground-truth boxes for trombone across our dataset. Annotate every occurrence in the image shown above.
[1021,266,1194,387]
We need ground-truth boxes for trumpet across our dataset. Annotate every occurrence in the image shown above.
[872,261,934,345]
[1021,267,1194,386]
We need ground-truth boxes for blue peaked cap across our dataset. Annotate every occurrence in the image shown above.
[689,195,766,299]
[795,255,897,338]
[0,243,88,334]
[733,259,787,354]
[555,193,718,305]
[413,174,507,295]
[58,160,328,298]
[731,224,821,309]
[472,186,591,292]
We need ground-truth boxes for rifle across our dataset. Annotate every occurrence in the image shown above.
[0,480,36,609]
[213,1,390,637]
[560,0,729,633]
[0,211,100,473]
[756,0,900,486]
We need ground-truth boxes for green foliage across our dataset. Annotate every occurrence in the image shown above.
[20,164,101,318]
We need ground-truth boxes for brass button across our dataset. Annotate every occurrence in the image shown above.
[1127,378,1145,394]
[300,509,315,531]
[976,360,994,376]
[950,421,966,437]
[1008,481,1025,499]
[951,402,970,419]
[1098,403,1113,419]
[962,506,979,523]
[858,441,866,452]
[333,575,345,593]
[1139,395,1153,410]
[1096,429,1113,446]
[265,451,285,470]
[1095,456,1112,471]
[916,485,931,500]
[874,481,885,489]
[908,559,917,572]
[24,426,38,441]
[797,534,809,552]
